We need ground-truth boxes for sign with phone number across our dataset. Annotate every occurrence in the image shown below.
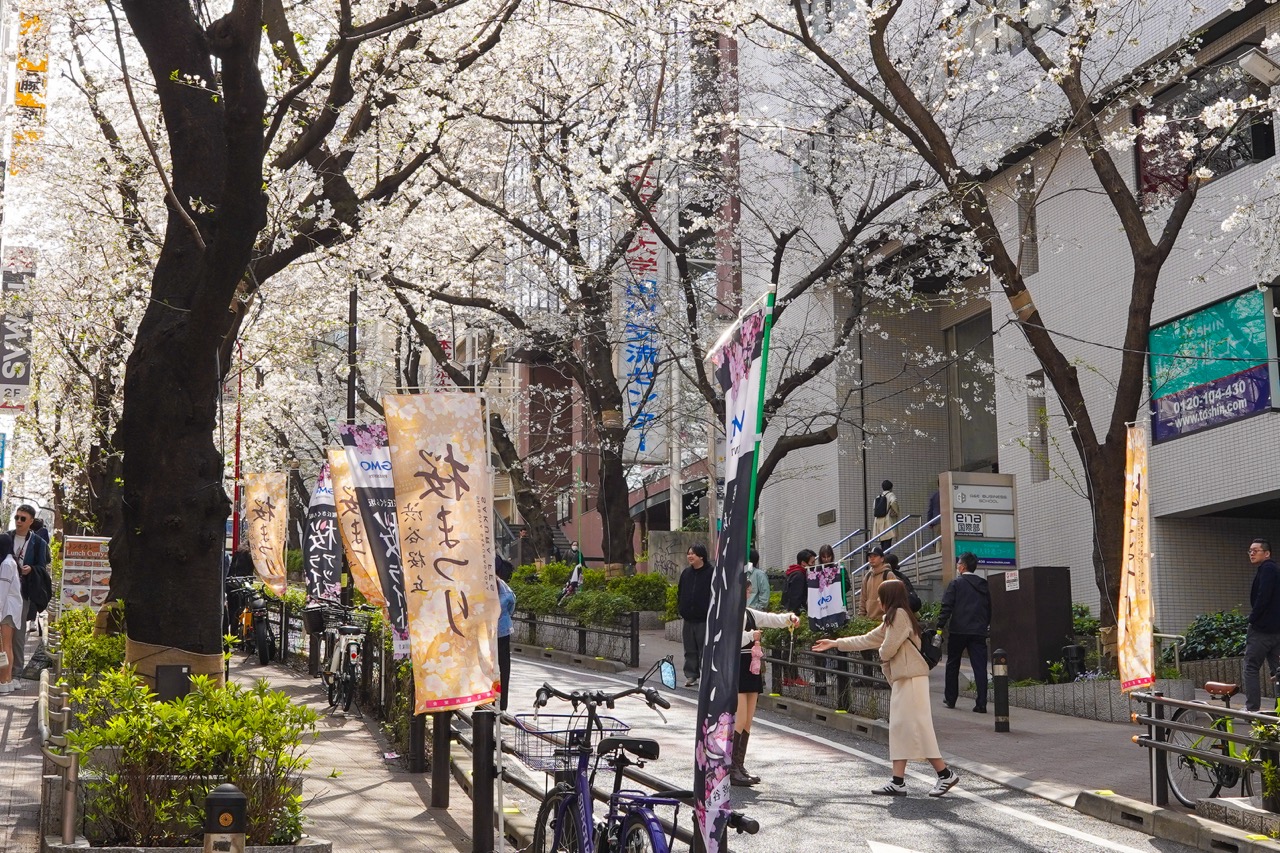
[1152,364,1269,443]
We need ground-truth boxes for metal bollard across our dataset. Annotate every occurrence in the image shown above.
[409,712,427,774]
[203,783,247,853]
[993,648,1009,733]
[1150,691,1167,806]
[472,706,496,853]
[430,710,453,807]
[42,747,77,844]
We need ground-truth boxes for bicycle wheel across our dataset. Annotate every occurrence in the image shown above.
[255,618,271,665]
[341,660,357,712]
[618,814,660,853]
[531,785,583,853]
[1167,707,1225,807]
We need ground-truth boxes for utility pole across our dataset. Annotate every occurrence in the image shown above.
[342,282,357,605]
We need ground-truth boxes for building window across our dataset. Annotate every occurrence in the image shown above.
[947,313,998,472]
[1026,370,1049,483]
[1017,168,1039,276]
[1136,42,1276,207]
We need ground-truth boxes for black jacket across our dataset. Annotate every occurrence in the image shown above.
[10,529,51,603]
[781,564,807,615]
[1251,558,1280,633]
[938,571,991,636]
[678,564,714,623]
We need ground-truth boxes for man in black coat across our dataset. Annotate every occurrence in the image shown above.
[938,551,992,713]
[677,543,714,687]
[1244,538,1280,711]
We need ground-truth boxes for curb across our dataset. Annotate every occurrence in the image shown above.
[1076,791,1280,853]
[448,743,537,850]
[512,643,627,674]
[755,693,1280,853]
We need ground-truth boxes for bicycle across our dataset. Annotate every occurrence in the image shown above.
[313,598,375,713]
[225,577,276,665]
[1165,679,1277,807]
[514,656,760,852]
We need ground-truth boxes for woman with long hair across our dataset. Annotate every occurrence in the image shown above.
[0,534,20,693]
[813,580,959,797]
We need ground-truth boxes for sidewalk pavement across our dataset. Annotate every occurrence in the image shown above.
[229,656,474,852]
[0,677,41,853]
[632,625,1153,804]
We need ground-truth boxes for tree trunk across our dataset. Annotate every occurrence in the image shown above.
[489,412,556,558]
[1087,443,1127,631]
[596,425,636,566]
[111,3,266,682]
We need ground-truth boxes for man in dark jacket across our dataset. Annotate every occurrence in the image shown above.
[781,549,815,616]
[938,552,992,713]
[677,543,714,687]
[1245,538,1280,711]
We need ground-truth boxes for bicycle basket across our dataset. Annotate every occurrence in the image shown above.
[511,714,630,772]
[323,606,371,631]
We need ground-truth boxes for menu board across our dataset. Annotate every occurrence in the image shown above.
[60,536,111,610]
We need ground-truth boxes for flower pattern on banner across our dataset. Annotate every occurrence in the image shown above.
[327,447,387,609]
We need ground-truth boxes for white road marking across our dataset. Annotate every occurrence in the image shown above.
[514,659,1153,853]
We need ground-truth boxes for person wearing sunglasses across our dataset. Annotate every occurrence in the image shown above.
[1245,539,1280,712]
[8,505,50,683]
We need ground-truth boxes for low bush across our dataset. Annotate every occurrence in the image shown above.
[582,568,608,591]
[664,584,679,622]
[54,607,126,687]
[1180,609,1249,661]
[608,572,669,612]
[541,561,574,588]
[68,670,316,847]
[564,590,634,626]
[1072,603,1101,637]
[510,581,559,616]
[512,563,540,584]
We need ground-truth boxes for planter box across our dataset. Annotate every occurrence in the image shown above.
[960,678,1194,723]
[1180,657,1276,699]
[636,611,665,630]
[43,837,331,852]
[665,619,683,644]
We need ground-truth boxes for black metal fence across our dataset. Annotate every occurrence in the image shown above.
[763,646,890,719]
[510,611,641,667]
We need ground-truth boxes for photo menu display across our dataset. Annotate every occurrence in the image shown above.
[60,536,110,610]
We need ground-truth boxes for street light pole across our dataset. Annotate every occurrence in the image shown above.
[342,282,358,606]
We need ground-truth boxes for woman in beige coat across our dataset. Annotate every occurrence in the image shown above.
[813,580,959,797]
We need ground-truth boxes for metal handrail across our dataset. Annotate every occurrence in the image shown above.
[831,527,866,554]
[897,534,942,583]
[839,513,926,565]
[1153,633,1186,673]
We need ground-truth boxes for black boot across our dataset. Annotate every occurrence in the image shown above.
[739,730,761,785]
[729,731,754,786]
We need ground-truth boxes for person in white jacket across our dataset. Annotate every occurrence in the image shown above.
[731,583,799,787]
[814,580,959,797]
[0,534,21,693]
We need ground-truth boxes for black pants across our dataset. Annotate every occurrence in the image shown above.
[498,635,511,711]
[682,619,705,680]
[944,633,988,709]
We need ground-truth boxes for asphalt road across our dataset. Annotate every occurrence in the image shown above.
[500,656,1196,853]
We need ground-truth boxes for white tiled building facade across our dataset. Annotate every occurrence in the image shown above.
[753,0,1280,635]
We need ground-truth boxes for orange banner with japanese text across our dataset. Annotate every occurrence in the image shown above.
[11,12,48,175]
[1118,426,1155,692]
[326,447,387,609]
[385,393,499,713]
[243,472,287,597]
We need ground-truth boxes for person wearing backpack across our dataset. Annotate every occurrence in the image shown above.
[9,505,51,681]
[938,552,992,713]
[871,480,900,549]
[884,553,922,613]
[813,580,960,797]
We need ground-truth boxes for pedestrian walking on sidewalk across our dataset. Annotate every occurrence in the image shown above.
[1245,538,1280,711]
[677,543,714,687]
[871,480,900,550]
[814,580,959,797]
[731,582,799,787]
[938,552,991,713]
[0,535,20,693]
[496,556,516,711]
[745,549,770,611]
[9,506,49,678]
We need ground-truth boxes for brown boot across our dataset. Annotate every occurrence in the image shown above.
[729,731,754,787]
[739,730,761,784]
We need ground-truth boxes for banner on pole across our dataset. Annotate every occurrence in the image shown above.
[327,447,386,609]
[807,562,847,632]
[302,464,342,601]
[695,304,768,851]
[1118,425,1155,693]
[340,424,410,656]
[385,393,499,713]
[243,472,287,596]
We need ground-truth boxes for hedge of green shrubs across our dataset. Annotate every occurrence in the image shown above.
[509,562,671,627]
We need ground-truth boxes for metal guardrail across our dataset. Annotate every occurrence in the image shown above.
[1130,690,1280,807]
[510,611,641,667]
[763,647,889,713]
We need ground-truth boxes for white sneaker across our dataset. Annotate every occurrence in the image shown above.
[0,683,14,694]
[929,772,960,797]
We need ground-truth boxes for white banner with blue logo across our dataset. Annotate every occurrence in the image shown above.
[302,464,342,602]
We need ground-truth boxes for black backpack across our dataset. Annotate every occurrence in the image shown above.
[25,564,52,613]
[891,568,922,613]
[873,493,889,519]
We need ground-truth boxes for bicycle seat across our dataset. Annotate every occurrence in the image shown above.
[337,625,362,636]
[597,737,660,761]
[1205,682,1239,697]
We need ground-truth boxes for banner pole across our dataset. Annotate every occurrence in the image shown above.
[741,287,776,550]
